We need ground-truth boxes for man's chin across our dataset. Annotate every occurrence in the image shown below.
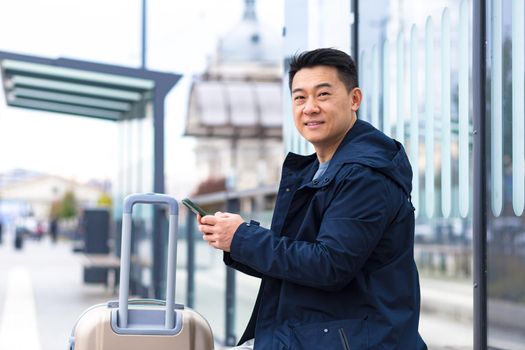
[299,130,323,142]
[303,135,325,146]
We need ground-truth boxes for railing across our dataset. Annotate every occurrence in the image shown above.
[415,244,472,278]
[181,185,277,347]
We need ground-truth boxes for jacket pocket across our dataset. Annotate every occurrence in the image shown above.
[290,318,368,350]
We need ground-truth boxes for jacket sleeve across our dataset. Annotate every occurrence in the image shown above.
[229,168,392,291]
[223,252,263,278]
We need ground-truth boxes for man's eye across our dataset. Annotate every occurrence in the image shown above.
[319,92,330,97]
[294,96,305,101]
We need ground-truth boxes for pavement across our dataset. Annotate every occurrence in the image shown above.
[0,229,524,350]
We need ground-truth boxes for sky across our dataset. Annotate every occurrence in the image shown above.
[0,0,283,195]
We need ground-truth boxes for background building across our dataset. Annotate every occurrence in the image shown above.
[0,169,105,222]
[185,0,284,197]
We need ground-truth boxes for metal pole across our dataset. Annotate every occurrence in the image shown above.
[118,213,133,328]
[152,91,166,299]
[141,0,147,69]
[225,197,239,346]
[473,0,487,348]
[225,266,236,346]
[186,212,195,308]
[165,213,178,329]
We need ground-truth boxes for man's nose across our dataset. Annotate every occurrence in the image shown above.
[303,98,320,115]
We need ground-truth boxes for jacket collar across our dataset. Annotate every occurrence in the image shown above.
[282,152,319,188]
[283,120,368,188]
[282,119,412,195]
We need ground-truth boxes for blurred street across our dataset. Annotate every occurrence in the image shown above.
[0,229,111,350]
[0,225,523,350]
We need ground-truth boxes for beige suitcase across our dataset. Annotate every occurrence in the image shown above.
[69,193,214,350]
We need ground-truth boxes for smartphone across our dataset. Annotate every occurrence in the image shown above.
[182,198,207,216]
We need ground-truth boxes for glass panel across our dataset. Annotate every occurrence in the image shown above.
[130,119,139,196]
[371,45,380,129]
[491,0,504,217]
[409,25,420,218]
[396,30,405,145]
[382,39,391,136]
[441,8,452,218]
[487,0,525,347]
[359,50,368,122]
[425,17,435,219]
[358,1,473,348]
[113,121,123,217]
[458,0,469,219]
[512,0,524,216]
[142,102,154,195]
[113,100,154,297]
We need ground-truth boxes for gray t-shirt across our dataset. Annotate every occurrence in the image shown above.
[313,160,330,181]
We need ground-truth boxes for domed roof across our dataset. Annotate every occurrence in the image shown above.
[218,0,282,63]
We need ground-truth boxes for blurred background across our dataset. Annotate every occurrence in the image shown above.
[0,0,524,349]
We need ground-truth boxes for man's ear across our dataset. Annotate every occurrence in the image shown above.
[350,87,362,111]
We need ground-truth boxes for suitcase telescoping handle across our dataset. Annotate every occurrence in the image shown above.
[118,193,179,329]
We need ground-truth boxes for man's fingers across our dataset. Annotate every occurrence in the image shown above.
[199,224,215,235]
[206,239,221,250]
[200,214,217,225]
[202,233,215,242]
[203,233,220,249]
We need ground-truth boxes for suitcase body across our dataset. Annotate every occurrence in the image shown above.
[71,302,213,350]
[69,193,214,350]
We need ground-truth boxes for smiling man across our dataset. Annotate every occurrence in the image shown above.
[198,48,427,350]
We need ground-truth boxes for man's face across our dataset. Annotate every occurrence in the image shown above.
[291,66,360,153]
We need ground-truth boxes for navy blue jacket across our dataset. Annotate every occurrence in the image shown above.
[225,120,427,349]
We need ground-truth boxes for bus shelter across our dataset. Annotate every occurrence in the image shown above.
[0,50,181,298]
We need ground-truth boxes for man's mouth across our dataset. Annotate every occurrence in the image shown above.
[304,121,324,126]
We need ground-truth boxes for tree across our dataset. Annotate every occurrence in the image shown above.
[58,190,78,219]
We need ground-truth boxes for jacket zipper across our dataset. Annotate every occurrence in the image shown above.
[338,328,351,350]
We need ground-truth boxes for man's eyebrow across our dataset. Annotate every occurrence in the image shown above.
[315,83,333,89]
[291,83,333,94]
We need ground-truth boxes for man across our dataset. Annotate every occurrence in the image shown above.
[198,48,427,349]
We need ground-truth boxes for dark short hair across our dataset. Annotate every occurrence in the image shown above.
[288,48,358,92]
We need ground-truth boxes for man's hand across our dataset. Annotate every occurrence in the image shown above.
[197,212,244,252]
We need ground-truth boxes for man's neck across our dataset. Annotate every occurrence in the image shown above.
[316,148,336,164]
[314,117,357,163]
